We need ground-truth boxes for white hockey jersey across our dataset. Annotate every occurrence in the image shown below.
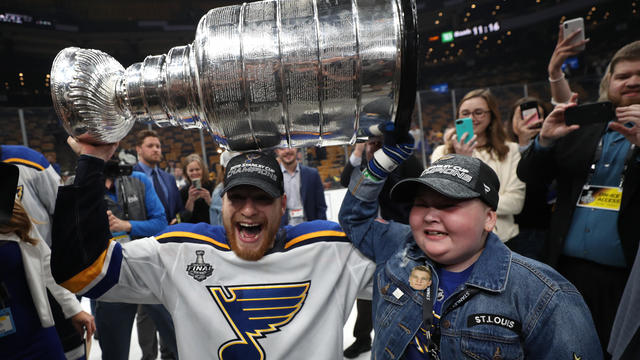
[1,145,61,246]
[64,221,375,360]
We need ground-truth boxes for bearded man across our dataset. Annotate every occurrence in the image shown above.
[518,40,640,357]
[50,138,374,359]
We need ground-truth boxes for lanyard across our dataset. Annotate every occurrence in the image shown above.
[422,283,435,329]
[442,287,480,317]
[585,134,636,188]
[422,285,480,359]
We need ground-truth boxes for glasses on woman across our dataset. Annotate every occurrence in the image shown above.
[460,109,491,118]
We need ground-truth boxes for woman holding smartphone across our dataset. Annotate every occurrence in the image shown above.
[431,88,525,245]
[175,153,213,224]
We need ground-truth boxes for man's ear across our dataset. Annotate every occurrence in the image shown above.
[484,209,497,233]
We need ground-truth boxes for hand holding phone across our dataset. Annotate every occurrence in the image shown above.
[455,117,474,144]
[565,102,614,126]
[562,18,586,52]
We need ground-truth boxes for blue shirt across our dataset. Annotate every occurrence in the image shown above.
[543,128,630,267]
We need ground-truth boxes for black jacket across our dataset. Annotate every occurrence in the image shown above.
[517,123,640,268]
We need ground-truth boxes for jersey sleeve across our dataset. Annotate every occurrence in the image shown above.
[51,155,164,303]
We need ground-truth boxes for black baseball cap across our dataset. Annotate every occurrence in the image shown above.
[222,151,284,198]
[390,154,500,210]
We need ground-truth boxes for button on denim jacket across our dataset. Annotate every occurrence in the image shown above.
[339,170,603,360]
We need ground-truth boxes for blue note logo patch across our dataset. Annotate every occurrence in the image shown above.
[186,250,214,281]
[208,282,310,359]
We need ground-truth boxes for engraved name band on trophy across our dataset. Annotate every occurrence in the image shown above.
[50,0,417,151]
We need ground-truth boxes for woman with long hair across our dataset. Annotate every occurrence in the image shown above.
[0,198,95,359]
[175,153,214,224]
[431,88,525,244]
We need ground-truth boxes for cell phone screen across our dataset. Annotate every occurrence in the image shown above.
[521,107,540,125]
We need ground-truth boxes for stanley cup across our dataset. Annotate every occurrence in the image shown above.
[50,0,417,151]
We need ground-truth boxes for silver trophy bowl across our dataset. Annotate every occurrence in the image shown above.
[51,0,417,150]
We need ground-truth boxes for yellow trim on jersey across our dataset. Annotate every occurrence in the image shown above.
[61,239,112,292]
[284,230,347,249]
[4,157,46,171]
[155,231,231,250]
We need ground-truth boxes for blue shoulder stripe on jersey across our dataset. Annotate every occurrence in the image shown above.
[83,244,123,299]
[155,223,230,251]
[1,145,50,171]
[283,220,349,250]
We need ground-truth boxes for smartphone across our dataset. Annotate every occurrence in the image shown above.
[565,102,614,126]
[455,117,474,144]
[192,178,202,189]
[562,17,585,51]
[520,101,541,126]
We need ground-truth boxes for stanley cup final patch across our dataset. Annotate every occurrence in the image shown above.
[186,250,214,281]
[467,314,522,333]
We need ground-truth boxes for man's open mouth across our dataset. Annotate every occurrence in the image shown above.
[237,222,263,242]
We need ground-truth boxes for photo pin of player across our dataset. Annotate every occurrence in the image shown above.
[409,265,432,291]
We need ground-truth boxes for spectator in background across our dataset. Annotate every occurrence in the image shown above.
[174,167,187,190]
[339,134,423,359]
[134,130,183,223]
[133,130,182,360]
[274,148,327,225]
[209,151,238,226]
[0,162,95,360]
[176,153,213,224]
[504,97,552,261]
[518,40,640,356]
[431,89,525,247]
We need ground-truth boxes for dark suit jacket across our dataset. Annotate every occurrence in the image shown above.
[517,123,640,268]
[134,163,183,221]
[281,165,327,225]
[340,154,423,224]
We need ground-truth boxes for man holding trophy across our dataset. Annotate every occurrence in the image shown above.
[49,0,419,358]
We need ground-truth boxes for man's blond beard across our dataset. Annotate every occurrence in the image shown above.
[223,220,278,261]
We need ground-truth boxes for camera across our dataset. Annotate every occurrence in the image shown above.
[104,160,133,178]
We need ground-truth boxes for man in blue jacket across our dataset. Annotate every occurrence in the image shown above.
[339,126,602,359]
[275,148,327,225]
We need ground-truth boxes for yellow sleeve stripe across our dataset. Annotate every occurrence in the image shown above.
[61,239,112,293]
[284,230,347,249]
[155,231,231,250]
[4,157,45,171]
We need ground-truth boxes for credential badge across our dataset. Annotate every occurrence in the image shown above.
[186,250,214,281]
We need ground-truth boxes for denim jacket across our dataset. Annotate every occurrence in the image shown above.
[339,170,603,359]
